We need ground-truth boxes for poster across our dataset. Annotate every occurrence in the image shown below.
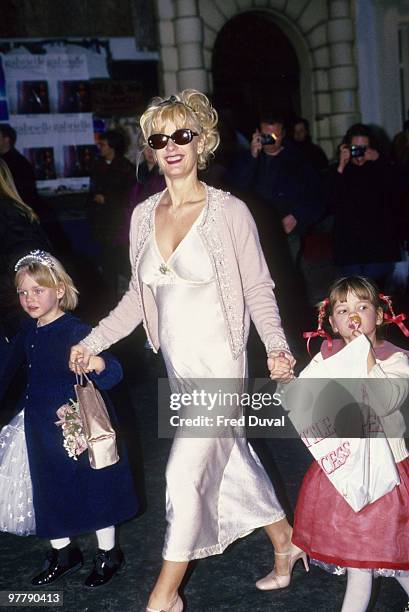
[10,113,96,191]
[3,53,89,114]
[1,53,96,191]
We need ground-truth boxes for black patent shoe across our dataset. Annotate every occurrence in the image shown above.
[32,544,83,586]
[84,548,124,588]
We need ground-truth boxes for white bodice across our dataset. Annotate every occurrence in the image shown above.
[139,220,245,379]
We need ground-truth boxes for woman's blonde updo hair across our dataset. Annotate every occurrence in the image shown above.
[139,89,220,170]
[15,253,79,312]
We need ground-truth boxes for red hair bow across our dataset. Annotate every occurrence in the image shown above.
[303,330,333,356]
[383,312,409,337]
[303,298,332,356]
[379,293,409,337]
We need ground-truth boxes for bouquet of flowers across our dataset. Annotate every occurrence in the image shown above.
[55,399,88,460]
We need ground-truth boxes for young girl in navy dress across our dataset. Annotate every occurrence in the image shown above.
[0,250,138,587]
[292,277,409,611]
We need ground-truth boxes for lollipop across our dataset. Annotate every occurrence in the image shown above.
[348,313,361,330]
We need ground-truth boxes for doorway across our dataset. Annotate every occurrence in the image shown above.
[212,11,300,138]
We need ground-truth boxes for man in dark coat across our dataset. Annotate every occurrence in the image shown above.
[87,130,136,307]
[229,115,324,263]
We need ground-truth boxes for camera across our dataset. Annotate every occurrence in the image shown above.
[260,133,277,145]
[350,144,367,158]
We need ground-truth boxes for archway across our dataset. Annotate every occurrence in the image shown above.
[212,12,300,138]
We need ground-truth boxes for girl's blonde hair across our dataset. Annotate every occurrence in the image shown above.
[15,253,79,311]
[0,158,38,222]
[139,89,220,170]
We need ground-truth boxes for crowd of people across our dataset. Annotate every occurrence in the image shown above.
[0,91,409,612]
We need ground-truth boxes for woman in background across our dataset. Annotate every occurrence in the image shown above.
[0,158,49,337]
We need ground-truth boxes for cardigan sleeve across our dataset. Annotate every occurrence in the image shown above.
[228,196,290,354]
[80,205,144,354]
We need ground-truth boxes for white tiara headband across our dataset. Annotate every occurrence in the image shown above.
[14,250,55,272]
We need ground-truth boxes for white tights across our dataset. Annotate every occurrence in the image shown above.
[341,568,409,612]
[50,525,115,552]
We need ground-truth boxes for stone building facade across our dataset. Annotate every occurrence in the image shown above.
[155,0,359,156]
[154,0,409,157]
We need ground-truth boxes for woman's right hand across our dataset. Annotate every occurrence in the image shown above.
[337,144,350,173]
[69,344,93,373]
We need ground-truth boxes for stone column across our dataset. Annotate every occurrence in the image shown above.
[156,0,179,94]
[174,0,208,91]
[327,0,360,147]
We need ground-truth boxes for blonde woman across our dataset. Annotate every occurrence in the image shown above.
[0,159,48,336]
[69,90,302,611]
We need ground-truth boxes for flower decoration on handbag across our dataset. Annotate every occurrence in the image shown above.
[55,399,88,460]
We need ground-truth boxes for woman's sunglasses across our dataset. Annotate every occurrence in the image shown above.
[148,129,198,150]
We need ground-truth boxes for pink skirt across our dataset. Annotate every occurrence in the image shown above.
[292,457,409,570]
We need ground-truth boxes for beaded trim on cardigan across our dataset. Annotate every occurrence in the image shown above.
[80,332,109,355]
[265,338,291,353]
[80,184,289,357]
[198,187,245,359]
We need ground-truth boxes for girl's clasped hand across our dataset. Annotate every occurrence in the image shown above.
[267,350,295,381]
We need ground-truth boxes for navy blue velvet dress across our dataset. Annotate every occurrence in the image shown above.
[0,313,138,539]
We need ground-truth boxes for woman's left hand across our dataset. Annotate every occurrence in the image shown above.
[267,351,295,381]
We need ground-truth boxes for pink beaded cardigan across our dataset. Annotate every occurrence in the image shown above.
[80,184,290,359]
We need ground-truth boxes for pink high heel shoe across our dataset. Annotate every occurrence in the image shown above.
[146,593,183,612]
[256,543,309,590]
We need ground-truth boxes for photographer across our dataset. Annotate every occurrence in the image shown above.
[229,115,323,262]
[329,123,401,287]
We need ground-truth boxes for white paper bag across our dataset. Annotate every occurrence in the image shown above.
[284,335,400,512]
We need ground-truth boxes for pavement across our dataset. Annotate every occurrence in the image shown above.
[0,333,407,612]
